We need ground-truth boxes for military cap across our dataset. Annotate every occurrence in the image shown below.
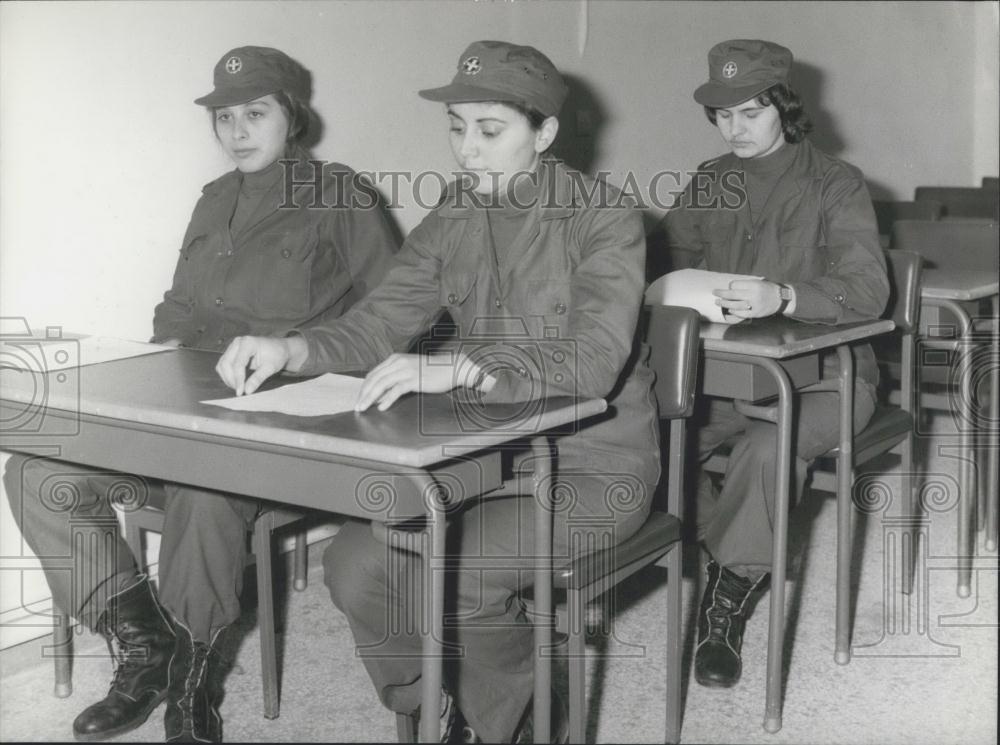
[693,39,792,108]
[419,40,568,118]
[195,46,309,107]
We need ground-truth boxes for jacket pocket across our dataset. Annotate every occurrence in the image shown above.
[525,279,571,338]
[180,232,217,297]
[254,230,314,319]
[439,272,476,309]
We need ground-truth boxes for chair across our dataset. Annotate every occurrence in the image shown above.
[52,493,310,720]
[555,304,700,743]
[702,251,924,664]
[981,177,998,192]
[872,199,942,240]
[914,186,999,220]
[392,305,701,744]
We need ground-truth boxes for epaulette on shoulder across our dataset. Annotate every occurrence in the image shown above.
[696,156,729,175]
[201,170,238,195]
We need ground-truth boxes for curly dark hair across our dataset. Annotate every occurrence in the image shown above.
[703,83,813,143]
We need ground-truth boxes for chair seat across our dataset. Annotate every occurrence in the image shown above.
[821,406,912,463]
[555,511,680,591]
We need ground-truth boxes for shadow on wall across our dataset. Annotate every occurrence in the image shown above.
[298,67,327,153]
[551,73,607,176]
[793,60,846,158]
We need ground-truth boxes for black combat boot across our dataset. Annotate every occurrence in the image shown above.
[694,560,769,688]
[72,576,176,741]
[164,622,228,742]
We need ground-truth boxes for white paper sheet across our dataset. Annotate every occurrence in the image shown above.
[0,332,173,372]
[644,268,764,324]
[201,373,364,417]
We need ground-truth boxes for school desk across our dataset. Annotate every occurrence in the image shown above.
[917,267,999,593]
[0,347,605,743]
[696,315,895,733]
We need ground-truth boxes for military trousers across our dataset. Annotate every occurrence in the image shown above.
[2,453,258,640]
[693,379,878,576]
[322,469,653,743]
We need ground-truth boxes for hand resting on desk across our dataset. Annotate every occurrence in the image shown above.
[216,335,494,411]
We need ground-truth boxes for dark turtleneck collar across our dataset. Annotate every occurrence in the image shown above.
[739,139,799,176]
[238,157,285,195]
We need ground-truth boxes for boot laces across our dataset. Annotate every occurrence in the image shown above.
[177,642,215,733]
[102,621,146,693]
[705,570,754,640]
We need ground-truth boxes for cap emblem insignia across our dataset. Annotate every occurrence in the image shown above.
[722,61,737,78]
[225,56,242,74]
[461,56,482,75]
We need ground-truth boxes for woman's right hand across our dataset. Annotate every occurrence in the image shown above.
[216,335,306,396]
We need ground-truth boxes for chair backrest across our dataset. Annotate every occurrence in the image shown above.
[882,250,923,336]
[890,219,999,272]
[645,305,701,419]
[983,176,999,192]
[914,186,999,220]
[872,199,942,236]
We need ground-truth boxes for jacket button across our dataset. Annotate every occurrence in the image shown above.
[281,248,291,258]
[494,299,502,309]
[215,297,224,306]
[835,293,845,303]
[517,366,528,377]
[554,302,566,314]
[226,249,233,257]
[447,293,458,304]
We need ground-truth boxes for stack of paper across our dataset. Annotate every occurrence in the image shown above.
[645,268,762,324]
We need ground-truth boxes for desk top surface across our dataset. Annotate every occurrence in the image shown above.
[920,268,1000,301]
[0,349,605,468]
[698,317,895,358]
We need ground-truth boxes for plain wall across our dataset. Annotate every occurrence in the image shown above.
[1,0,998,636]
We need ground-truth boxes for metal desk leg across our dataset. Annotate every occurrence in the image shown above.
[759,358,794,734]
[718,352,794,734]
[957,323,975,597]
[929,298,976,597]
[835,345,855,665]
[985,314,999,552]
[531,436,554,744]
[419,485,447,743]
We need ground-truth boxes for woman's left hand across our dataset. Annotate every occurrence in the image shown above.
[355,353,471,412]
[713,279,783,319]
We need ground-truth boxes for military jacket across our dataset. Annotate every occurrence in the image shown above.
[152,150,399,350]
[296,158,661,485]
[663,139,890,381]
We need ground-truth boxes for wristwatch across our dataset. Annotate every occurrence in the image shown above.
[776,283,794,314]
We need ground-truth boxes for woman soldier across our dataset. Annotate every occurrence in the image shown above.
[216,40,660,743]
[3,46,398,742]
[662,39,889,689]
